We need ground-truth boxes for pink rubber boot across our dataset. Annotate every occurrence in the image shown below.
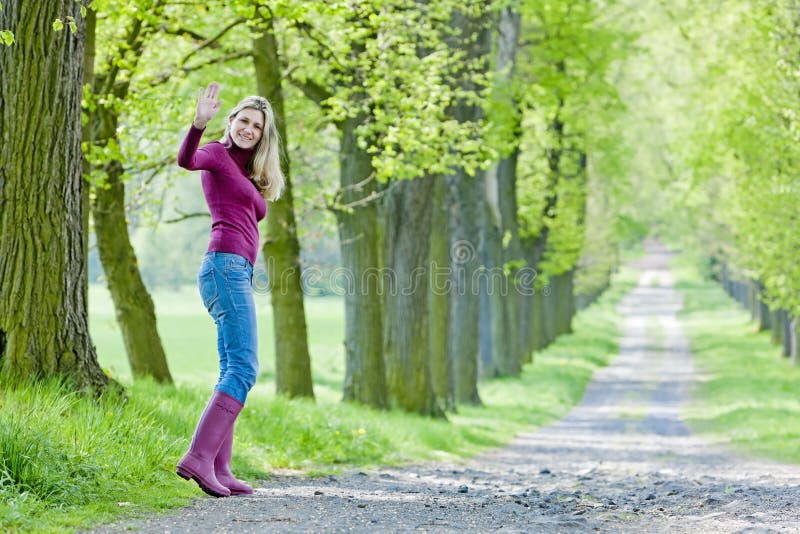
[176,391,243,497]
[215,426,253,495]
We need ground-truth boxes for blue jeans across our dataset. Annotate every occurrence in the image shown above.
[197,252,258,404]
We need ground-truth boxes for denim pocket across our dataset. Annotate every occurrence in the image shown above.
[198,267,219,309]
[225,254,250,272]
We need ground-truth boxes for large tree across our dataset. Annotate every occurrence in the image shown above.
[0,1,111,392]
[84,0,173,383]
[252,8,315,398]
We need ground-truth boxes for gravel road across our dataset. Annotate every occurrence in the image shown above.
[93,244,800,533]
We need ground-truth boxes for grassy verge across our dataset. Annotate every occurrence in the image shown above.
[674,258,800,462]
[0,268,637,533]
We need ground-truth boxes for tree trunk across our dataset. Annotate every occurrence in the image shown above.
[253,21,314,398]
[753,281,770,332]
[428,177,454,411]
[0,1,111,392]
[740,280,748,310]
[383,176,442,416]
[445,4,492,405]
[790,316,800,366]
[519,288,534,363]
[553,273,567,337]
[447,169,482,405]
[337,115,387,409]
[771,309,782,346]
[542,275,556,346]
[478,170,505,378]
[520,235,547,359]
[498,147,525,372]
[565,269,576,334]
[286,18,385,407]
[564,270,575,334]
[86,10,172,384]
[494,6,525,373]
[92,155,173,383]
[782,310,792,358]
[720,263,730,296]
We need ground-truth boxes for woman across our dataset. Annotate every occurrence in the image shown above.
[176,82,284,497]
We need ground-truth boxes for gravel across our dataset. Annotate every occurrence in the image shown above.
[91,244,800,533]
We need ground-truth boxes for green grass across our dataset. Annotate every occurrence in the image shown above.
[675,258,800,462]
[90,287,348,402]
[0,268,638,533]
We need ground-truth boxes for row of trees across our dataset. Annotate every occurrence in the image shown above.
[619,1,800,360]
[1,1,637,414]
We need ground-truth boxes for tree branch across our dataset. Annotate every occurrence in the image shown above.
[325,173,384,214]
[159,25,210,43]
[287,74,334,107]
[293,21,347,74]
[180,17,247,66]
[149,51,253,87]
[164,209,211,224]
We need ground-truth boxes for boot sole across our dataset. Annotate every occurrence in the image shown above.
[176,467,229,498]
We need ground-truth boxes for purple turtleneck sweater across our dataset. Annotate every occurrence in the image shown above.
[178,125,267,265]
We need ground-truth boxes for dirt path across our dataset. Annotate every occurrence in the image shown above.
[95,245,800,533]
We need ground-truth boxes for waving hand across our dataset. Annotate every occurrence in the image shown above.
[193,82,223,129]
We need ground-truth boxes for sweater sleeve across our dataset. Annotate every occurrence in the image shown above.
[177,125,222,172]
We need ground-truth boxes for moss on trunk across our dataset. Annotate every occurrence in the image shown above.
[0,1,112,393]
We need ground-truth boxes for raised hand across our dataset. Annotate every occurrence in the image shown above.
[193,82,223,129]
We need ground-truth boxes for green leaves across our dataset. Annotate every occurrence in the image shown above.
[52,17,77,33]
[621,0,800,314]
[0,0,12,47]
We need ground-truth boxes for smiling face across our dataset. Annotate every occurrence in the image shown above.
[229,107,265,150]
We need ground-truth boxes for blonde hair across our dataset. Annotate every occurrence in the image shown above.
[221,96,285,201]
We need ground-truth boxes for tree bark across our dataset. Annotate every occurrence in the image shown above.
[479,174,505,378]
[543,275,557,346]
[0,1,111,392]
[771,309,782,346]
[753,280,770,332]
[565,268,577,334]
[520,235,547,359]
[740,280,750,309]
[493,6,525,374]
[782,310,792,358]
[446,167,482,405]
[253,20,314,398]
[428,177,454,411]
[790,316,800,366]
[445,4,492,405]
[560,270,575,335]
[498,147,525,372]
[447,167,482,405]
[337,115,387,409]
[383,176,442,416]
[720,263,730,296]
[748,280,758,323]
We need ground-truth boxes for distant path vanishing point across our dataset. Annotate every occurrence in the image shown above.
[94,242,800,533]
